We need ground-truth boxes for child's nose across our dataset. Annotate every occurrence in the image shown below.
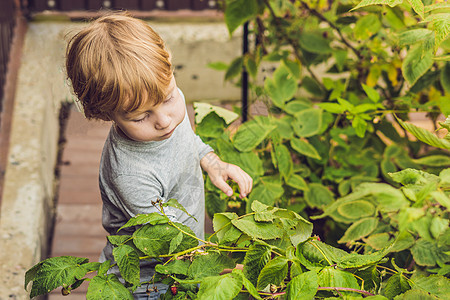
[154,113,171,130]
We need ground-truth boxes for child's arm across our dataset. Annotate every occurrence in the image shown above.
[200,152,253,198]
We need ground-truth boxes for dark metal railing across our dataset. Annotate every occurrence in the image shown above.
[28,0,217,12]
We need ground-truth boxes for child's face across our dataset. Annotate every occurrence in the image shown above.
[111,77,186,142]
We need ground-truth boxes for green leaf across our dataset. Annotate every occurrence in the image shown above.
[197,273,243,299]
[257,257,289,290]
[352,0,403,11]
[133,223,197,257]
[207,61,228,71]
[25,262,42,291]
[232,269,263,300]
[29,256,89,297]
[397,117,450,150]
[212,212,241,244]
[406,0,424,19]
[339,217,379,243]
[398,29,434,46]
[402,44,434,85]
[290,138,321,160]
[354,14,382,39]
[411,239,441,266]
[231,215,284,240]
[224,0,258,35]
[264,64,298,108]
[441,62,450,94]
[188,252,235,279]
[337,244,393,269]
[107,235,132,246]
[426,13,450,51]
[195,112,227,138]
[431,191,450,210]
[274,143,293,180]
[232,120,276,152]
[337,200,376,219]
[302,76,325,96]
[162,198,198,222]
[194,102,239,125]
[118,212,169,232]
[286,174,308,191]
[284,100,312,115]
[86,274,133,299]
[287,271,318,300]
[299,32,333,54]
[225,56,243,81]
[248,180,284,208]
[243,243,272,286]
[414,275,450,299]
[318,267,360,291]
[413,155,450,167]
[352,115,368,138]
[383,273,411,299]
[391,231,416,252]
[292,108,322,138]
[362,83,381,102]
[155,259,191,276]
[318,102,346,114]
[112,244,140,286]
[169,232,184,255]
[304,183,334,208]
[394,288,440,299]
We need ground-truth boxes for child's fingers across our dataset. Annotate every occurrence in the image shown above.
[212,177,233,196]
[228,166,253,198]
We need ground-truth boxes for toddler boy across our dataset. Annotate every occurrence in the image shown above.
[65,12,252,299]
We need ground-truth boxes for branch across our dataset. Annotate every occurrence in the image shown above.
[300,1,362,60]
[263,0,326,92]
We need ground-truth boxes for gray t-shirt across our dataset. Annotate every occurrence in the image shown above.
[98,92,212,292]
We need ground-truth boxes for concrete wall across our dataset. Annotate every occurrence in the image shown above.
[0,18,241,299]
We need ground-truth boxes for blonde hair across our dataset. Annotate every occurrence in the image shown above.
[66,12,173,120]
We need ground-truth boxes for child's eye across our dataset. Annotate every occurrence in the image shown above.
[133,114,149,123]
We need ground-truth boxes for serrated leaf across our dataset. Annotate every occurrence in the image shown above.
[304,183,334,208]
[336,244,393,269]
[397,117,450,150]
[402,44,434,85]
[197,273,242,299]
[225,56,243,81]
[118,212,169,232]
[352,0,403,11]
[413,155,450,167]
[248,180,284,208]
[398,29,434,46]
[414,274,450,299]
[155,259,191,276]
[133,223,197,257]
[169,232,184,255]
[383,273,411,299]
[264,64,298,108]
[107,235,132,246]
[318,102,346,114]
[286,174,308,191]
[406,0,424,19]
[256,257,289,290]
[337,200,376,219]
[285,100,312,115]
[25,262,43,291]
[339,217,379,243]
[195,112,227,138]
[232,269,263,300]
[243,243,272,286]
[29,256,89,297]
[411,239,441,266]
[394,288,440,299]
[231,215,284,240]
[205,192,227,219]
[86,274,133,299]
[318,267,360,291]
[212,212,241,244]
[291,138,322,160]
[188,252,235,279]
[287,270,318,299]
[292,108,322,138]
[112,244,140,286]
[426,13,450,51]
[232,120,276,152]
[163,198,198,222]
[274,143,293,180]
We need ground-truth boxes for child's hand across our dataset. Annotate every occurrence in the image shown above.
[200,152,253,198]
